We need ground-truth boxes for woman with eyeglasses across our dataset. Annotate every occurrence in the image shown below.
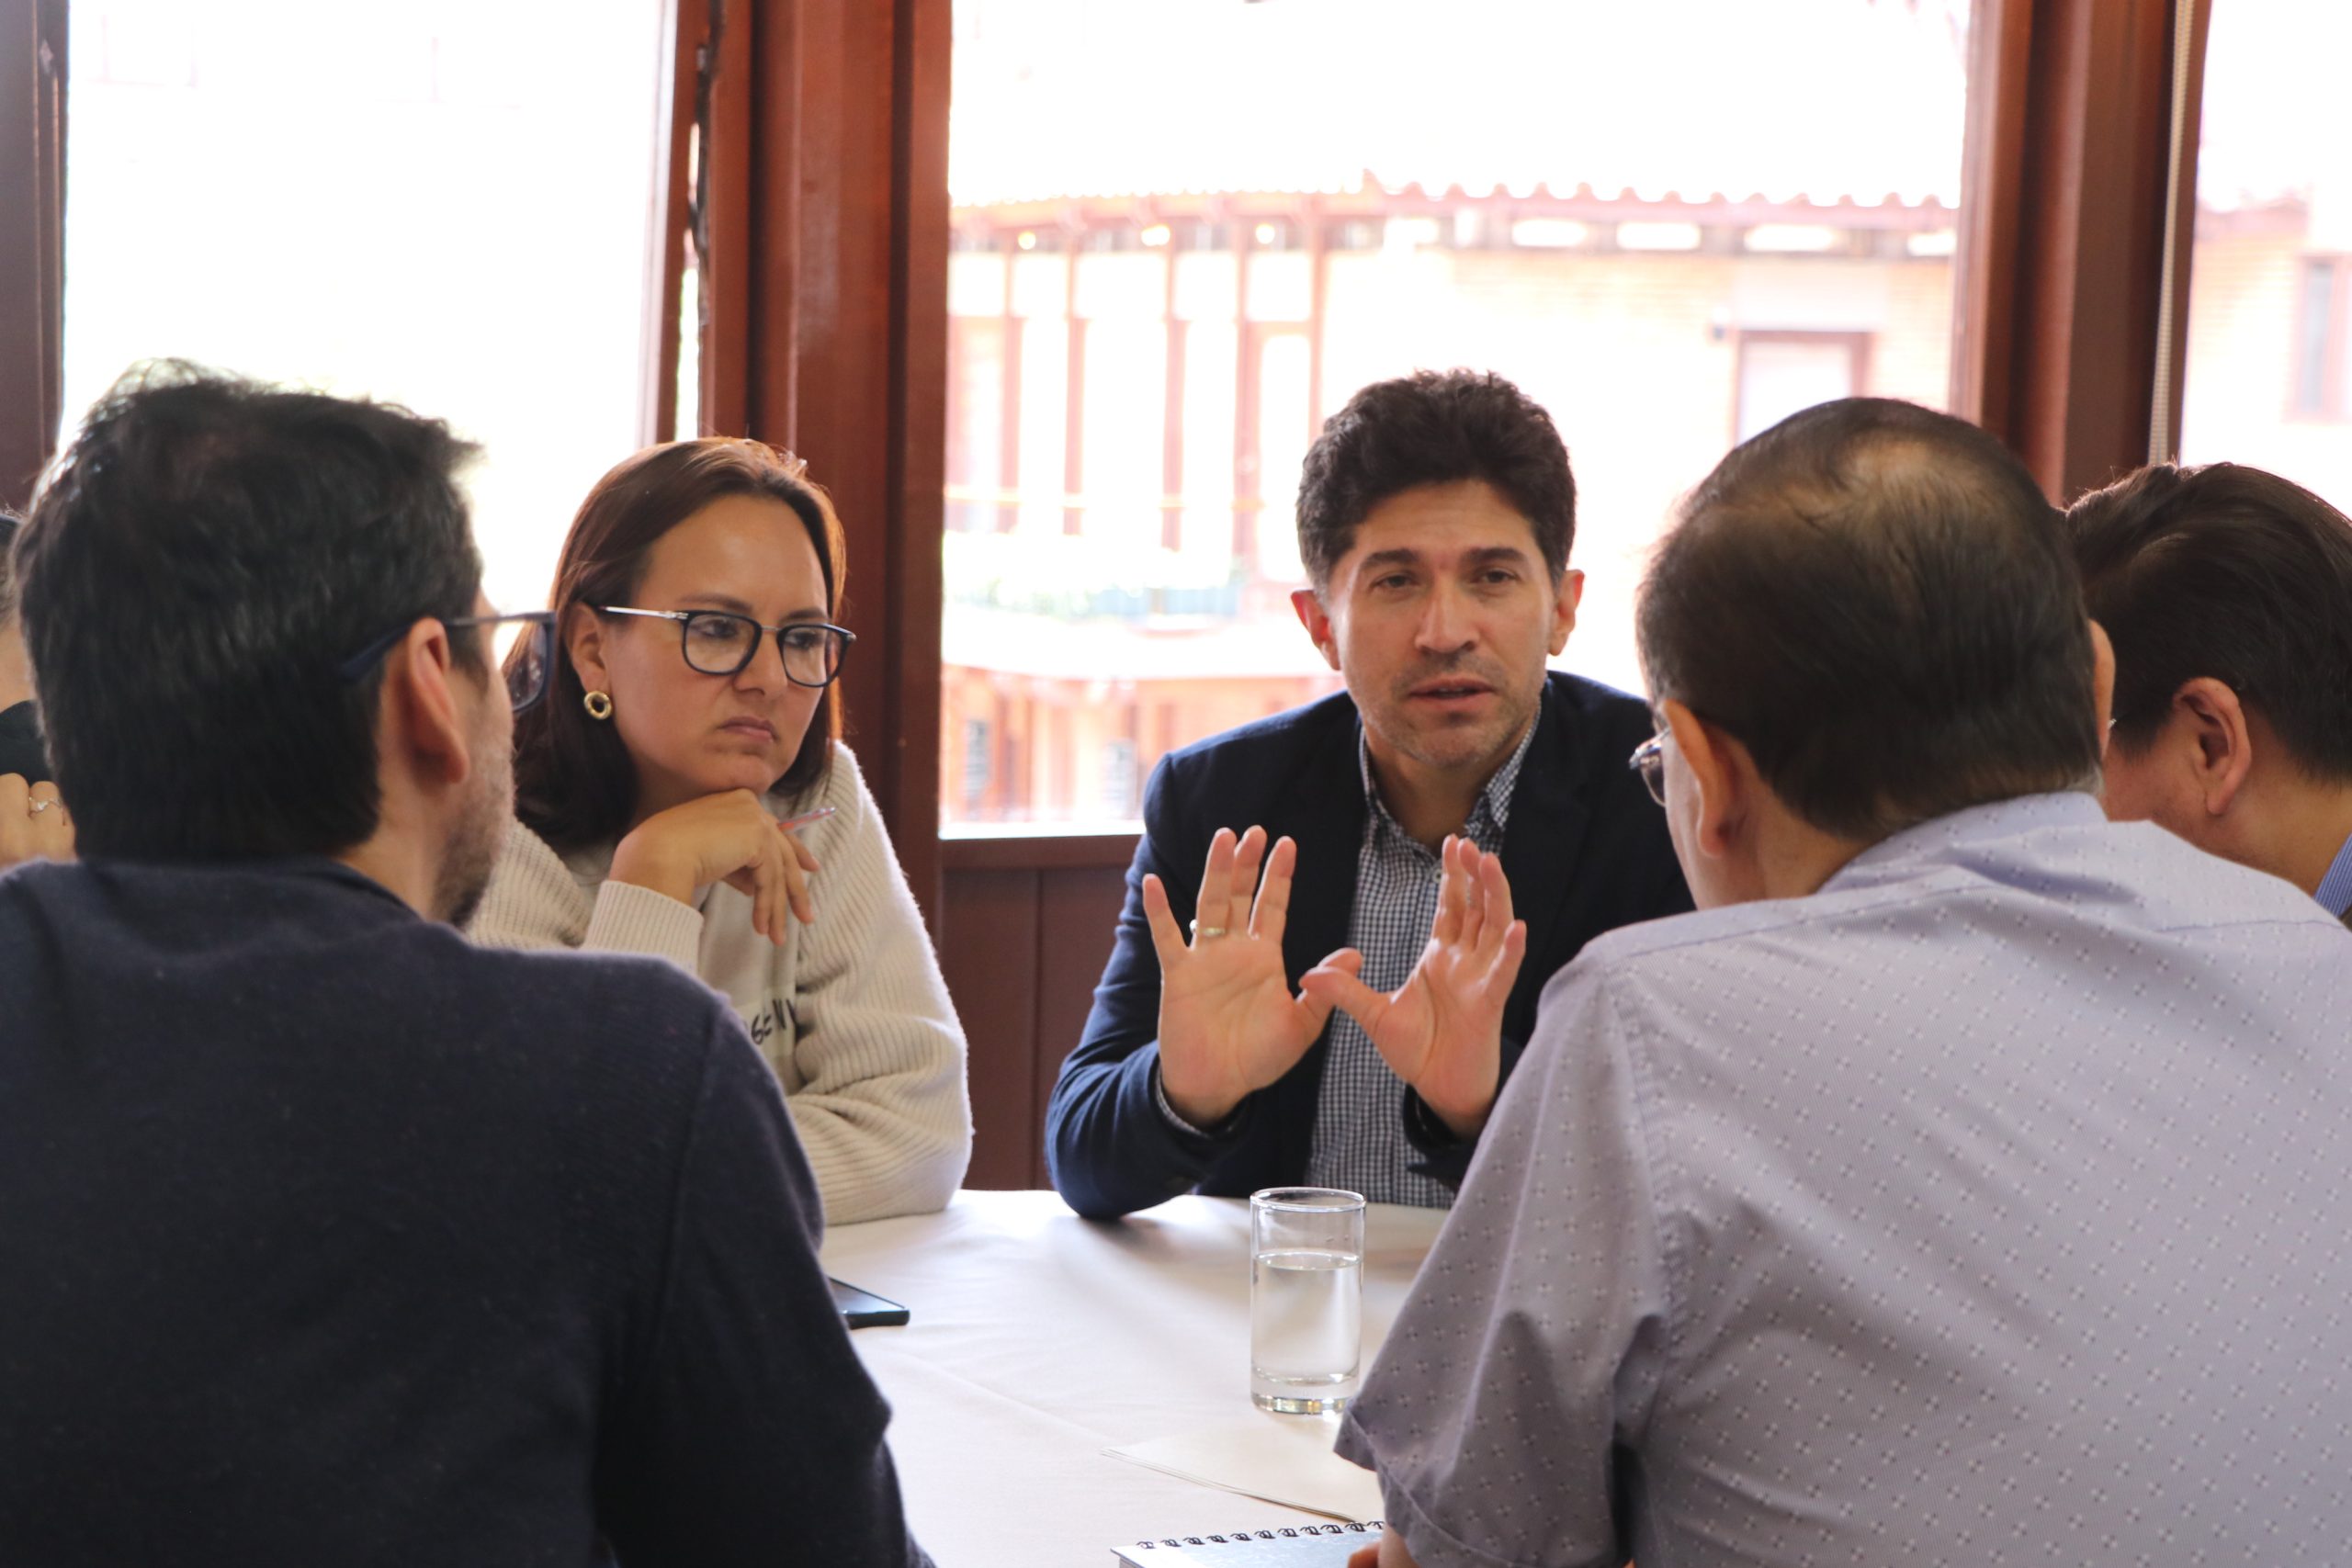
[468,438,970,1224]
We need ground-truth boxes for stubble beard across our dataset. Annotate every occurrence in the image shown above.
[1366,661,1538,779]
[435,728,514,929]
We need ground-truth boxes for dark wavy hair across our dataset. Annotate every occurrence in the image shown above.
[17,363,482,860]
[509,438,847,852]
[1295,368,1576,588]
[2066,461,2352,783]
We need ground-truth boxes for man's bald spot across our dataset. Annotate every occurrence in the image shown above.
[1637,398,2094,840]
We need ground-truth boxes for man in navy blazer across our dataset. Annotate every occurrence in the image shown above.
[1046,370,1691,1219]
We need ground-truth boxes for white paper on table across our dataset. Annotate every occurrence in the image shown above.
[1105,1416,1385,1522]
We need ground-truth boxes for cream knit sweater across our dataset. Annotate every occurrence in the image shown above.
[467,744,972,1224]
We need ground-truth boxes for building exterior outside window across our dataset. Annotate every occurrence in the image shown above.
[2178,2,2352,492]
[943,0,1974,829]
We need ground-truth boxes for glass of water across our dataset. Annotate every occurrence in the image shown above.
[1250,1186,1365,1415]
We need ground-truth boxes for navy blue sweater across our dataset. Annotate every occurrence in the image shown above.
[0,856,927,1567]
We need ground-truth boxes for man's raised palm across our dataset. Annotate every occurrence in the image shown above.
[1303,836,1526,1140]
[1143,826,1346,1127]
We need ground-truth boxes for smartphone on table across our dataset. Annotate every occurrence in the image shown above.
[827,1277,910,1328]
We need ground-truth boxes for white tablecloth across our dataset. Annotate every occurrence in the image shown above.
[818,1190,1444,1568]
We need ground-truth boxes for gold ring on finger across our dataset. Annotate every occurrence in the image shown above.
[1191,921,1228,940]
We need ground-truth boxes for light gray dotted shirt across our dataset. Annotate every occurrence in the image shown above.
[1338,792,2352,1568]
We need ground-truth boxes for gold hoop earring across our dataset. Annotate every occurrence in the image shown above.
[582,690,614,721]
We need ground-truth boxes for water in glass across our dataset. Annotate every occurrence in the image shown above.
[1250,1247,1362,1413]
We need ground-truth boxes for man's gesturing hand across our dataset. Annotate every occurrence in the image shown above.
[1142,826,1343,1129]
[1301,836,1526,1141]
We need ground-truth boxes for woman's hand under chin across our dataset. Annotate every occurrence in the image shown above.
[607,788,821,945]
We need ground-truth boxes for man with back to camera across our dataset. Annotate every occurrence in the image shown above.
[1046,368,1690,1219]
[1337,399,2352,1568]
[0,366,930,1566]
[0,507,73,868]
[2065,461,2352,927]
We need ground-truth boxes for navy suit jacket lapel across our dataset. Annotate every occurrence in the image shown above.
[1276,709,1367,986]
[1497,690,1594,1032]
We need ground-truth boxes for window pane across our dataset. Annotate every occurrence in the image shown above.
[1737,336,1863,444]
[2179,1,2352,502]
[62,0,671,620]
[944,0,1974,828]
[1178,320,1238,577]
[1015,316,1069,536]
[1253,333,1312,584]
[2291,261,2336,418]
[946,316,1008,533]
[1080,314,1165,546]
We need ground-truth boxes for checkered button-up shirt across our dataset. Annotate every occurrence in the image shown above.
[1301,709,1538,1207]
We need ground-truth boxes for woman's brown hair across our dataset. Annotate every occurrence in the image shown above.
[506,437,848,852]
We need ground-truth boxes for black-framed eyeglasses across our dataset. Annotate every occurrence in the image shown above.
[1629,730,1670,807]
[595,605,854,688]
[337,611,558,714]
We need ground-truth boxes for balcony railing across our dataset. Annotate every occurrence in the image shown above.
[942,521,1251,623]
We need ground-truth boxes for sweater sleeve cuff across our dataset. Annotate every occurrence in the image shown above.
[582,879,705,974]
[1151,1057,1237,1140]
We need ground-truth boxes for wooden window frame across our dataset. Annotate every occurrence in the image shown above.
[1949,0,2211,499]
[5,0,2222,1186]
[0,0,68,510]
[0,0,2223,851]
[672,0,950,919]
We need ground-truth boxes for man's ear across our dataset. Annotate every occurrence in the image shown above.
[566,604,611,695]
[1290,587,1341,672]
[2172,676,2255,818]
[379,618,473,792]
[1546,568,1585,657]
[1662,697,1748,860]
